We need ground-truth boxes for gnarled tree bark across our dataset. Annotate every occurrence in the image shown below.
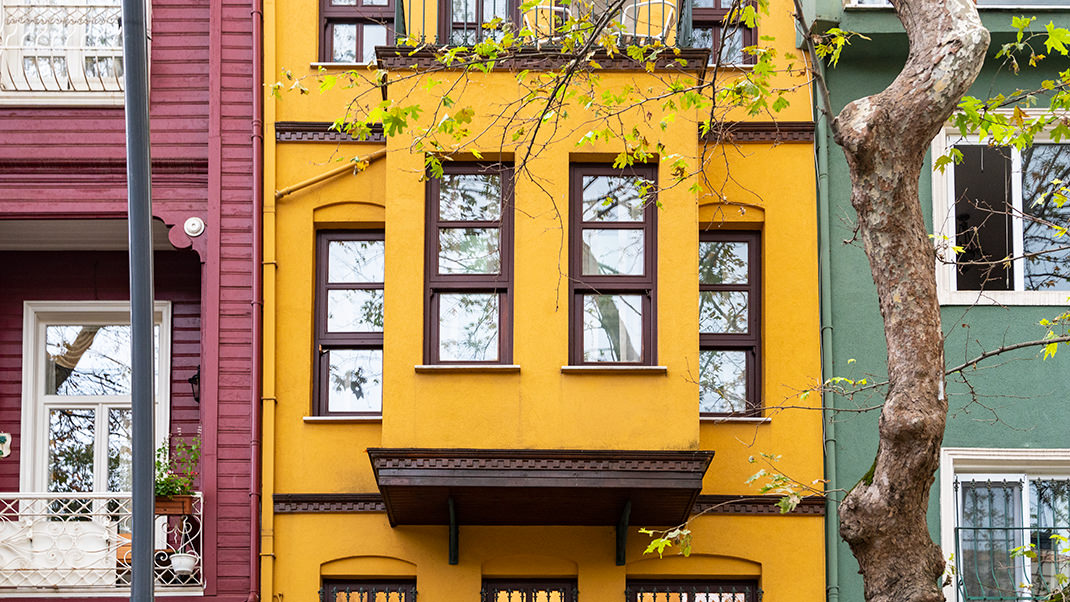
[831,1,989,601]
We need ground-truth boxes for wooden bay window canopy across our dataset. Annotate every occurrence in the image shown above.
[366,448,715,527]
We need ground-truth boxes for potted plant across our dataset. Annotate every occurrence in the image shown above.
[169,549,198,576]
[154,432,201,515]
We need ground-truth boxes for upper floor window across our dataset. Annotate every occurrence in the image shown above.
[689,0,755,65]
[440,0,516,44]
[626,579,761,602]
[952,473,1070,601]
[319,0,393,63]
[314,230,385,416]
[699,230,760,416]
[569,163,657,365]
[933,135,1070,304]
[425,164,514,363]
[0,0,126,103]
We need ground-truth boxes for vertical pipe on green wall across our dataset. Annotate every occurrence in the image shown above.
[814,59,840,602]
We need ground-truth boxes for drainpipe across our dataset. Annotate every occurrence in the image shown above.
[814,57,839,602]
[247,0,264,596]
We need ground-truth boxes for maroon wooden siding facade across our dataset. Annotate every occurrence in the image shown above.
[0,0,258,592]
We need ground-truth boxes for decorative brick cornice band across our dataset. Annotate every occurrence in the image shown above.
[374,46,711,72]
[275,121,386,143]
[272,493,826,516]
[368,448,715,474]
[691,494,826,515]
[273,493,386,514]
[700,121,815,143]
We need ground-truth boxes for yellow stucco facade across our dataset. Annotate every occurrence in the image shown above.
[261,0,824,597]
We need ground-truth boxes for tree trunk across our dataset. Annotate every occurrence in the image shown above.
[830,1,989,601]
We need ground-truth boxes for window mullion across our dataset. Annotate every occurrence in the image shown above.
[93,402,108,493]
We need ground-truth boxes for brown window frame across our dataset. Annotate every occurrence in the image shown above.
[569,163,658,366]
[626,579,761,602]
[313,229,385,417]
[424,163,515,364]
[321,579,417,601]
[699,229,760,416]
[319,0,395,63]
[481,579,577,602]
[691,0,758,66]
[437,0,520,45]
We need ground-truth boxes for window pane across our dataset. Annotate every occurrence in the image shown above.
[44,324,158,396]
[108,408,132,492]
[45,325,131,395]
[332,24,358,62]
[326,349,383,413]
[1029,479,1070,595]
[719,26,744,64]
[699,350,747,413]
[581,175,647,222]
[440,173,501,221]
[954,145,1013,291]
[439,293,499,361]
[332,0,357,6]
[327,289,384,332]
[329,239,385,283]
[699,241,748,284]
[1021,144,1070,291]
[583,294,642,362]
[362,24,387,63]
[439,228,501,274]
[48,408,96,492]
[364,0,389,5]
[699,291,748,333]
[483,0,508,20]
[452,0,477,21]
[582,229,645,275]
[959,480,1024,600]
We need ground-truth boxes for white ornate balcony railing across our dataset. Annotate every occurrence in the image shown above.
[0,0,124,96]
[0,492,204,593]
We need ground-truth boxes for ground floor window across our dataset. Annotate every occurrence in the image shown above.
[321,579,417,602]
[482,579,577,602]
[626,580,760,602]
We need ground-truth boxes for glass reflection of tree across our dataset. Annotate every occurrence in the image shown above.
[1029,480,1070,597]
[959,481,1023,600]
[442,294,498,360]
[1021,144,1070,291]
[441,174,501,220]
[48,408,96,493]
[440,228,499,273]
[581,176,647,221]
[108,409,133,492]
[47,325,132,395]
[698,350,746,412]
[585,295,640,361]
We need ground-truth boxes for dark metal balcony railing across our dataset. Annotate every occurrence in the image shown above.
[0,492,204,592]
[955,526,1070,601]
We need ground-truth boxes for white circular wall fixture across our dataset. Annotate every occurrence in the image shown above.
[183,217,206,238]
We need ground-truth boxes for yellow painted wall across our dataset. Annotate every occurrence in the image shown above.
[263,0,824,597]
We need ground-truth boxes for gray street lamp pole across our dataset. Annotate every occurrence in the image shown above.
[121,0,156,596]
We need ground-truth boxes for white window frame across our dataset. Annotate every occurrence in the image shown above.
[939,447,1070,602]
[931,131,1070,306]
[18,300,171,493]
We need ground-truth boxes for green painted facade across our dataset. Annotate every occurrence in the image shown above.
[806,8,1070,602]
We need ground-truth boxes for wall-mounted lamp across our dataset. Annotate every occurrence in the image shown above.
[187,366,200,403]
